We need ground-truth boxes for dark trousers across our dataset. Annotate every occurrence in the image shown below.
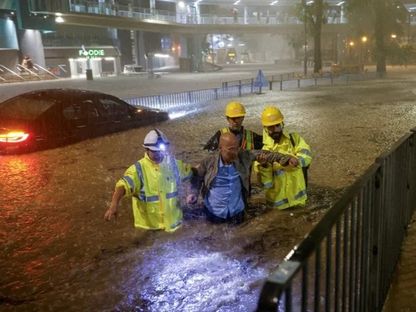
[204,206,245,225]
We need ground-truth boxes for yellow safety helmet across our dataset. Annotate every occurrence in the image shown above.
[225,101,246,118]
[261,106,284,126]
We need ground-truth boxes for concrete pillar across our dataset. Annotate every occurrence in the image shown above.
[137,31,146,69]
[179,35,188,58]
[130,30,147,68]
[130,30,137,64]
[18,29,45,67]
[187,34,205,71]
[0,17,19,49]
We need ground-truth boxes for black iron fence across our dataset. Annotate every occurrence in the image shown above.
[124,82,259,113]
[124,71,378,113]
[256,128,416,312]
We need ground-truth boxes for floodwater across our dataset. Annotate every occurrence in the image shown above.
[1,70,416,311]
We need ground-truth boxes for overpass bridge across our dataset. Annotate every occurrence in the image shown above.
[53,11,348,36]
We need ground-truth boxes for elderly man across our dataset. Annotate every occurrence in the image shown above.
[104,129,193,232]
[190,133,294,224]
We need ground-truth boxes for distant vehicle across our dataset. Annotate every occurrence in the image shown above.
[0,89,169,154]
[226,48,237,64]
[123,64,144,75]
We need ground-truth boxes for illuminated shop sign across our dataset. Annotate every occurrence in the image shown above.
[78,49,105,58]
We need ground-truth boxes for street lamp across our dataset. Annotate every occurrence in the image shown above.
[360,36,368,68]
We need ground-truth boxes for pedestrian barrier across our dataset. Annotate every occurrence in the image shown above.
[124,82,259,112]
[256,128,416,312]
[267,71,378,91]
[124,71,379,114]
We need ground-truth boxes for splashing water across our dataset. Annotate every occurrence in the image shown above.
[118,241,266,312]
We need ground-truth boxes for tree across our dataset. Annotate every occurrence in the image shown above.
[311,0,324,73]
[346,0,407,75]
[294,0,326,74]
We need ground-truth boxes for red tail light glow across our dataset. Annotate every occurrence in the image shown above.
[0,131,30,143]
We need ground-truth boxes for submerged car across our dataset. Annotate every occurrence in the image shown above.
[0,88,169,154]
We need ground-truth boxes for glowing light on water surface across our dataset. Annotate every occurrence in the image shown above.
[120,242,267,311]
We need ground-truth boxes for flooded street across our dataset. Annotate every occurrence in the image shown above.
[1,70,416,311]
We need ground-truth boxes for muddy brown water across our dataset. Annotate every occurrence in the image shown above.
[1,72,416,311]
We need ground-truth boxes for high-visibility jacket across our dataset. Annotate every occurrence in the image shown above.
[256,129,312,210]
[116,153,193,232]
[220,127,255,150]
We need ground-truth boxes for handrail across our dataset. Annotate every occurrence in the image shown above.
[0,64,25,81]
[58,64,68,74]
[39,1,350,26]
[256,129,416,311]
[33,63,60,79]
[16,64,41,79]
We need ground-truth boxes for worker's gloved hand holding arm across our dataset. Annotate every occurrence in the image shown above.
[104,186,125,221]
[287,157,299,167]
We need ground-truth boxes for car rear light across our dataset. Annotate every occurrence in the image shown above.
[0,131,30,143]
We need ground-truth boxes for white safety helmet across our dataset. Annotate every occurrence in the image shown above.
[143,128,170,152]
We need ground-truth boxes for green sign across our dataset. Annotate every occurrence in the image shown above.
[78,49,105,58]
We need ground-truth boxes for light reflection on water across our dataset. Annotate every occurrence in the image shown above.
[119,241,266,312]
[0,154,72,299]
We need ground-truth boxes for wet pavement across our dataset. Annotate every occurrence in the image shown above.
[1,66,416,311]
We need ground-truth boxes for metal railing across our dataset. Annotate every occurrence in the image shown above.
[32,64,60,79]
[256,128,416,312]
[124,82,259,113]
[16,64,41,80]
[0,64,25,82]
[67,0,348,25]
[124,71,378,114]
[223,71,379,92]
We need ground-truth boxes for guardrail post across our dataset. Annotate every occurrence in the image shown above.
[297,79,300,88]
[280,80,283,91]
[239,84,242,97]
[314,77,317,86]
[215,88,218,100]
[367,166,383,310]
[269,80,273,91]
[330,73,334,86]
[251,78,254,93]
[157,95,162,109]
[187,91,192,104]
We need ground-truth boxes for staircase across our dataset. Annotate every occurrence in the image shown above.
[0,63,60,84]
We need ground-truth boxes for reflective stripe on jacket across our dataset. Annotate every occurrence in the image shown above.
[256,129,312,210]
[220,127,254,150]
[116,153,192,232]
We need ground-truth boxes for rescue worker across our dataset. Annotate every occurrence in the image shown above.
[203,101,262,151]
[104,129,193,232]
[256,106,312,209]
[189,133,294,224]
